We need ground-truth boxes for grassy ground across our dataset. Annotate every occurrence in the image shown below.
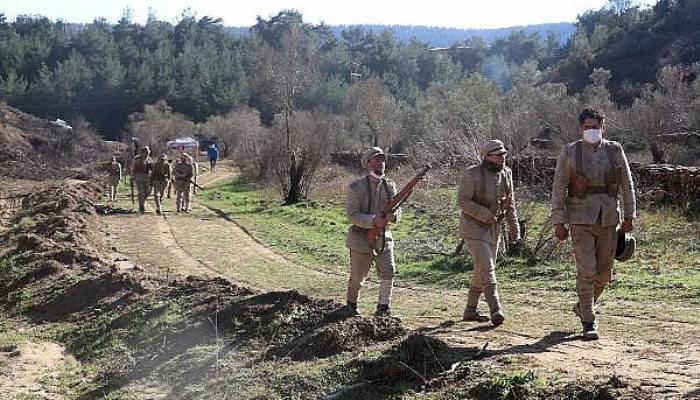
[2,171,698,399]
[199,177,700,311]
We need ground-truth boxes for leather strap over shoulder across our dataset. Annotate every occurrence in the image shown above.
[576,140,583,177]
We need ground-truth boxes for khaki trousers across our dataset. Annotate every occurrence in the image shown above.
[134,176,150,211]
[346,249,395,306]
[465,239,502,313]
[152,179,168,212]
[175,180,192,211]
[570,223,617,323]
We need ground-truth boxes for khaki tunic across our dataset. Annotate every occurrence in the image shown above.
[458,164,520,243]
[345,175,401,306]
[551,139,636,323]
[551,139,636,227]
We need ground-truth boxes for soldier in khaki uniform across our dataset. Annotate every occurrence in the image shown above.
[151,154,172,214]
[131,147,153,213]
[345,147,401,317]
[107,156,122,202]
[551,108,636,340]
[173,153,195,212]
[458,139,521,326]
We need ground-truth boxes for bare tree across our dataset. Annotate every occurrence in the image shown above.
[622,65,696,163]
[126,100,195,155]
[254,26,322,204]
[344,77,400,148]
[200,106,265,159]
[268,110,332,203]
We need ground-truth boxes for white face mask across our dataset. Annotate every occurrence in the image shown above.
[583,128,602,144]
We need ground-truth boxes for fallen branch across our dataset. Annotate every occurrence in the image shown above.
[397,360,429,385]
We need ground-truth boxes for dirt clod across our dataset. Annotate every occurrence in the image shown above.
[268,315,406,361]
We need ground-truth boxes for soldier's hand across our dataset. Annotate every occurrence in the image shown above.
[622,218,633,233]
[373,215,387,228]
[487,213,498,225]
[554,224,569,241]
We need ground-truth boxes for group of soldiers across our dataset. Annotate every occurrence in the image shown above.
[106,147,198,214]
[345,107,637,340]
[103,107,635,340]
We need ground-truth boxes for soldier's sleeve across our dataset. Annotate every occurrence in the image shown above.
[346,183,375,229]
[388,181,401,224]
[458,169,495,224]
[551,146,570,226]
[503,169,521,240]
[618,145,637,220]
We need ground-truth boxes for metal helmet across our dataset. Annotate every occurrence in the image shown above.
[615,230,636,262]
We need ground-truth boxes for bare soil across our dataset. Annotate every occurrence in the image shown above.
[0,164,698,398]
[99,165,700,398]
[0,341,73,400]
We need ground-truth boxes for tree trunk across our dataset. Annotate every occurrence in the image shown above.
[285,152,303,205]
[650,140,665,164]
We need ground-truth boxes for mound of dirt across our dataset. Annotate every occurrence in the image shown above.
[267,315,406,361]
[0,181,408,387]
[382,333,457,382]
[222,290,344,343]
[0,104,125,180]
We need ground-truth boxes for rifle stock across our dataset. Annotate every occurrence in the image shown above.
[366,165,431,244]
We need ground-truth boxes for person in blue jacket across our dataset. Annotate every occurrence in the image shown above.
[207,144,219,170]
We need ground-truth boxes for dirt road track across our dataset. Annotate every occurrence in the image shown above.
[101,166,700,398]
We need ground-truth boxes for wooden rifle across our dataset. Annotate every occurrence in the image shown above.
[366,165,431,252]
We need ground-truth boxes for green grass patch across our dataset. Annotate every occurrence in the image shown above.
[199,179,700,306]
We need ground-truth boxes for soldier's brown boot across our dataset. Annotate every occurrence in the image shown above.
[374,304,392,317]
[462,307,490,323]
[582,320,599,340]
[491,310,505,326]
[345,302,360,317]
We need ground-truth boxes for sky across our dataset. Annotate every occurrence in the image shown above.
[1,0,657,29]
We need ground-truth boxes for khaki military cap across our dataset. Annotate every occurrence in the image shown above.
[361,147,386,168]
[480,139,507,158]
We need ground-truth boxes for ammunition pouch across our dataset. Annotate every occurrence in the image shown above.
[568,172,589,199]
[351,225,368,234]
[568,179,618,199]
[569,141,622,199]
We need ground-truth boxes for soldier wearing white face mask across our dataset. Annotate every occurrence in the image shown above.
[551,108,636,340]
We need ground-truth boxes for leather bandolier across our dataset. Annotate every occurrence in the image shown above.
[569,141,621,199]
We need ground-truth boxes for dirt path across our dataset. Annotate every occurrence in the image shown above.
[0,341,74,399]
[101,165,700,398]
